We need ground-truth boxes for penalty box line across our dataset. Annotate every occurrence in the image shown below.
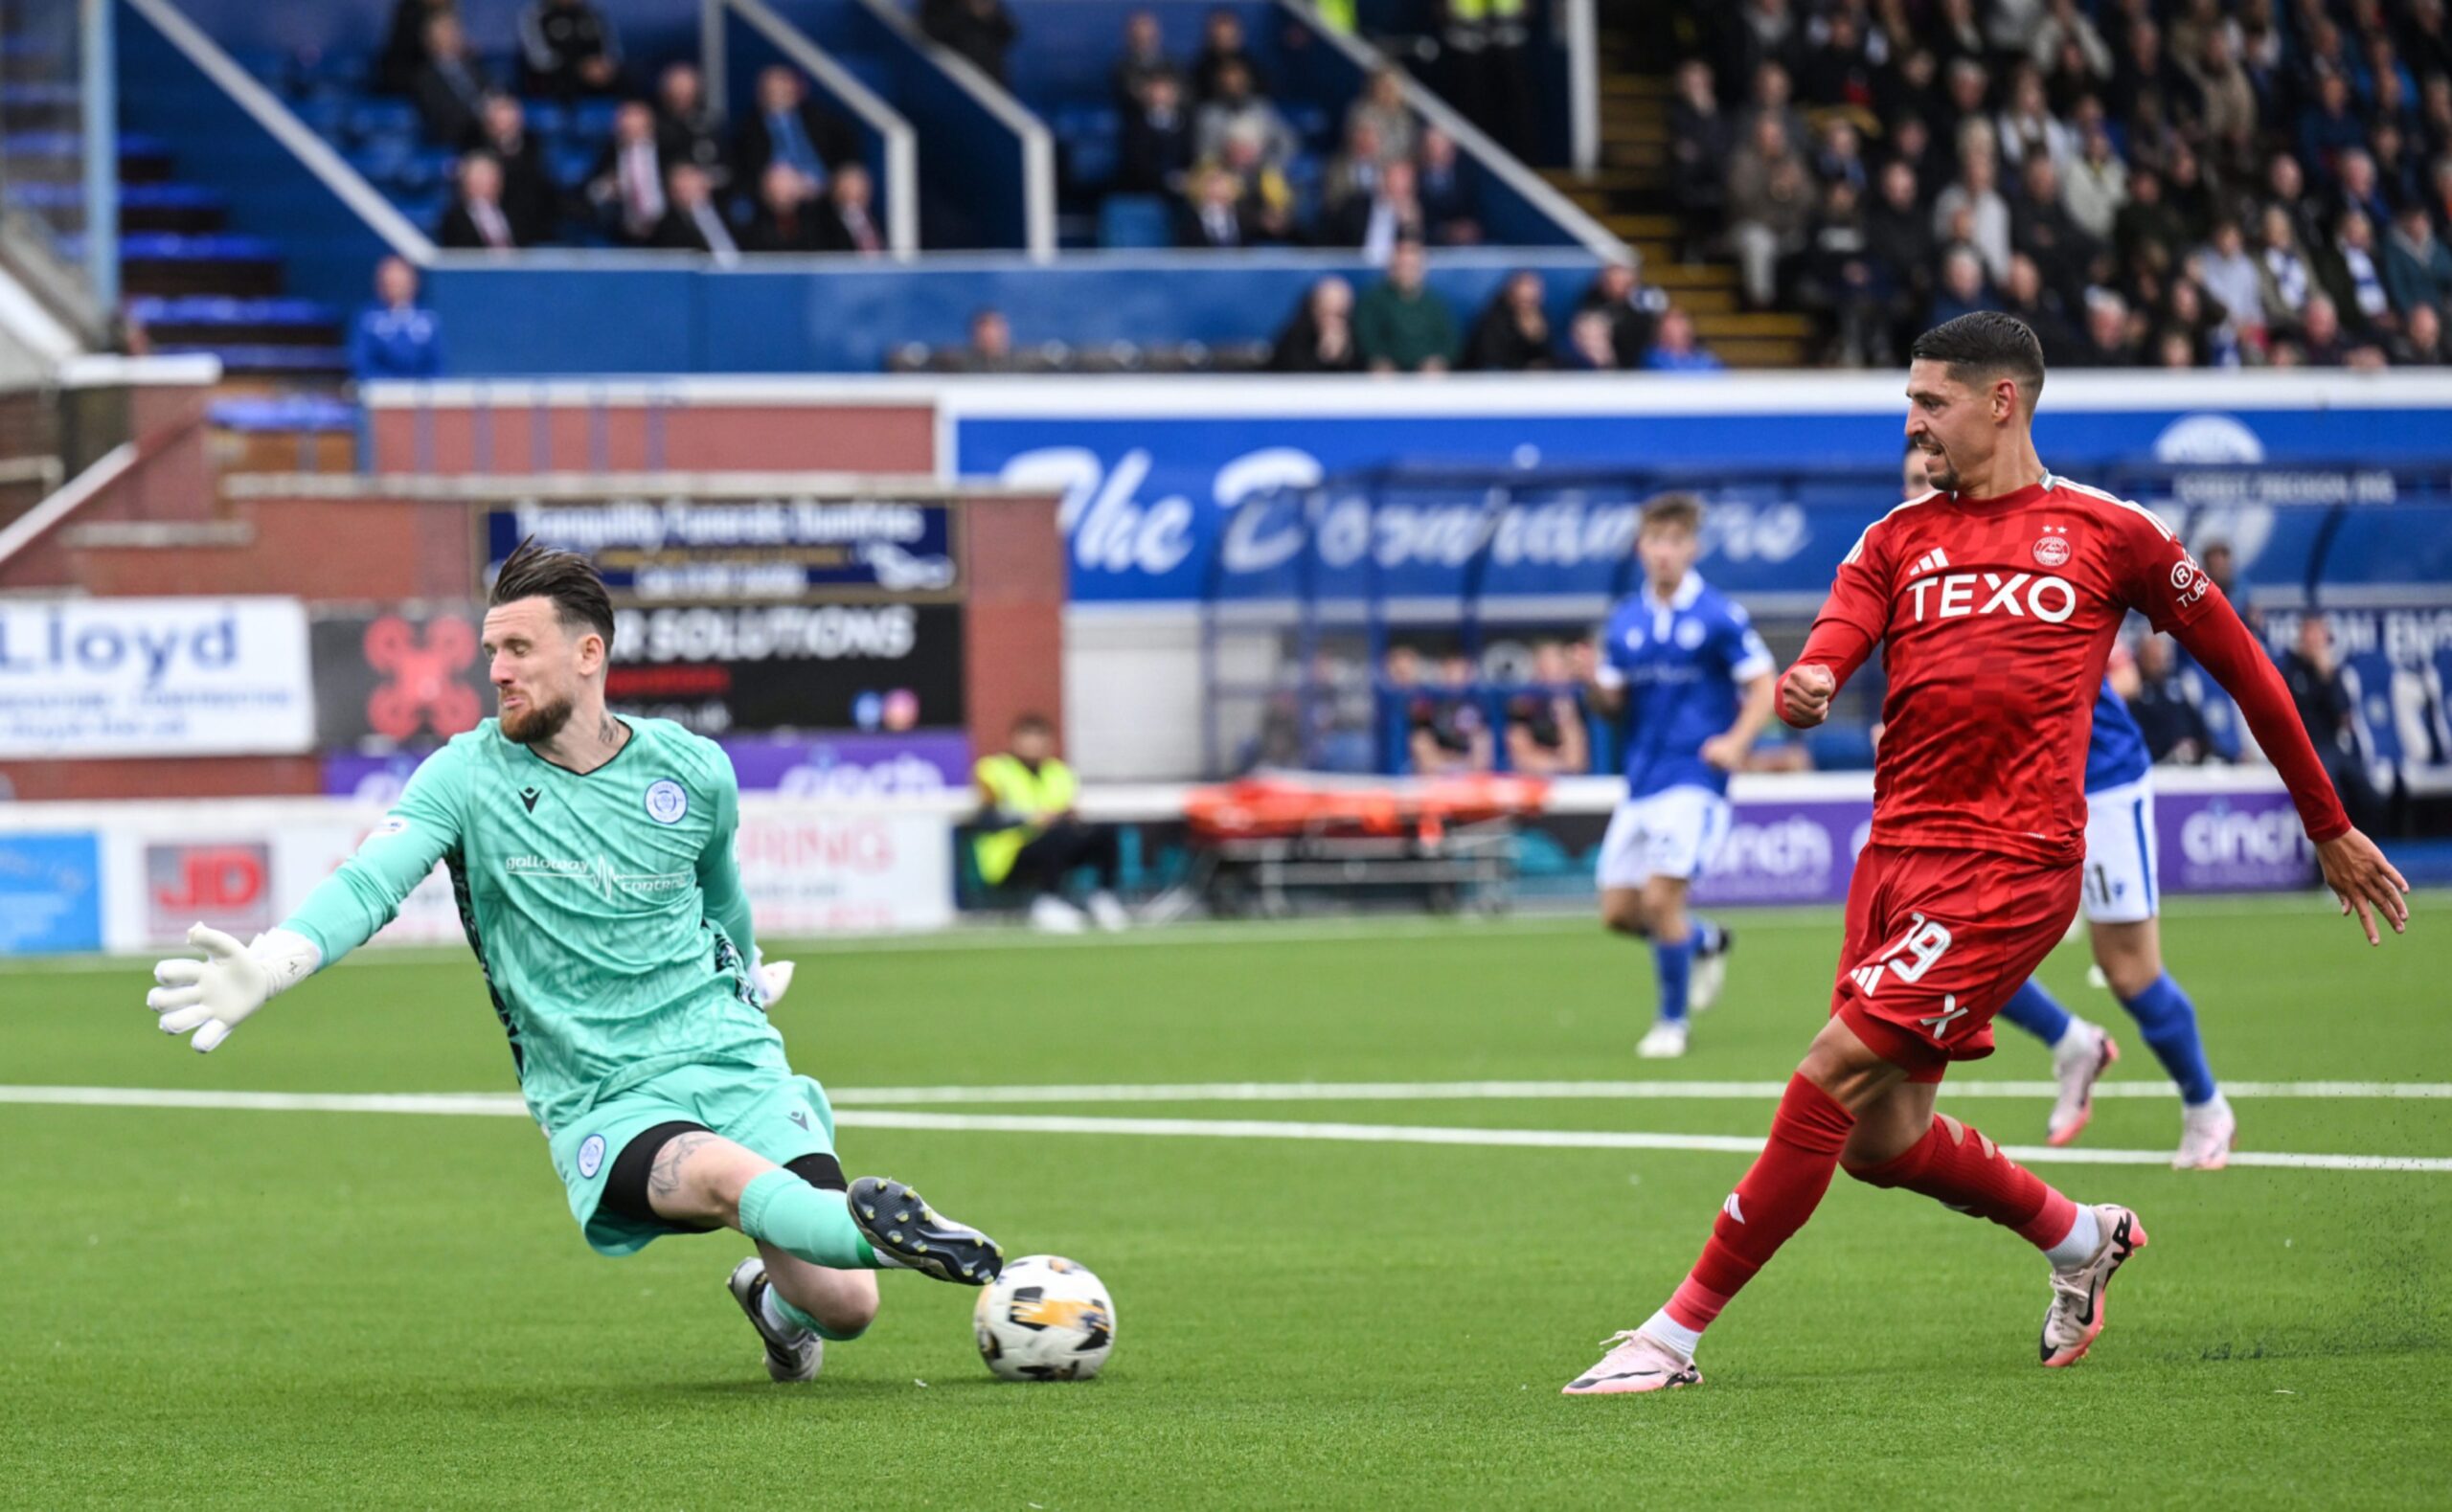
[2,1084,2446,1173]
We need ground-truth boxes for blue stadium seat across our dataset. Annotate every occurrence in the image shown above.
[570,100,620,138]
[345,100,420,144]
[207,395,361,431]
[1100,194,1172,250]
[524,102,569,136]
[127,295,337,327]
[156,343,349,375]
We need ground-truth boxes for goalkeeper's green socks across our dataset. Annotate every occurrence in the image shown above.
[738,1170,880,1270]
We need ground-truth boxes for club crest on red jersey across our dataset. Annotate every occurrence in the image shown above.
[2032,526,2071,568]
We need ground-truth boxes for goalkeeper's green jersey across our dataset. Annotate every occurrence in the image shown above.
[280,716,785,1135]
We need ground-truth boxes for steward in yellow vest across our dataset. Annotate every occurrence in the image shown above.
[972,713,1130,933]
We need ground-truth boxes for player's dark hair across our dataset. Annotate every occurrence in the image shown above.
[1011,711,1054,736]
[1910,312,2047,408]
[1639,492,1704,534]
[490,536,615,651]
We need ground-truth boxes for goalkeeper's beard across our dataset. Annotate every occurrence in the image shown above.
[499,691,577,745]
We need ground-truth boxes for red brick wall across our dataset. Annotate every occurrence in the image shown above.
[366,401,937,475]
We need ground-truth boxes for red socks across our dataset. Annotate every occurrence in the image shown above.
[1664,1073,1855,1333]
[1845,1112,2078,1251]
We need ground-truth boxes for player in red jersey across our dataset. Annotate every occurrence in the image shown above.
[1563,312,2409,1395]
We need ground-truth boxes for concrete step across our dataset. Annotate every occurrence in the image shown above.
[1692,310,1819,339]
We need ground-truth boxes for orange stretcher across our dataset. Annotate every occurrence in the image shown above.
[1181,774,1552,916]
[1184,773,1552,841]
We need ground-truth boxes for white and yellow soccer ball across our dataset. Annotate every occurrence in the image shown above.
[973,1254,1116,1382]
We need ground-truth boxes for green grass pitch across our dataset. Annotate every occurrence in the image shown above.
[3,893,2447,1508]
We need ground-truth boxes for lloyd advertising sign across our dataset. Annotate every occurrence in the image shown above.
[0,598,313,758]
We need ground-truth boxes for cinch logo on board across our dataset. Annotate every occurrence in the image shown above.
[1906,572,2078,624]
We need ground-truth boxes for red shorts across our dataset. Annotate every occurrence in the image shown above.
[1828,844,2081,1080]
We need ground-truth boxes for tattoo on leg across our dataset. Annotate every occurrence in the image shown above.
[647,1131,720,1202]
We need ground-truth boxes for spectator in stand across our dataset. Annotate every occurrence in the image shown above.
[1417,126,1479,245]
[1727,113,1814,308]
[1737,58,1810,159]
[1719,0,1805,109]
[1505,643,1590,777]
[2332,149,2395,236]
[2195,220,2267,349]
[350,256,443,381]
[471,94,559,245]
[1356,239,1457,375]
[1813,118,1869,196]
[517,0,620,101]
[2300,72,2368,179]
[1865,157,1936,348]
[1119,72,1193,195]
[1214,127,1299,245]
[2326,211,2397,335]
[1576,257,1666,369]
[2012,154,2095,304]
[961,308,1019,372]
[2258,201,2317,330]
[1643,307,1725,372]
[2028,0,2112,83]
[1112,10,1178,110]
[2385,203,2452,315]
[2281,614,2385,830]
[1464,271,1556,372]
[1410,653,1492,776]
[1669,59,1731,237]
[379,0,454,96]
[2068,289,2140,366]
[438,152,522,251]
[2266,151,2327,253]
[1268,277,1364,373]
[1565,308,1620,371]
[2370,122,2424,215]
[655,63,730,197]
[815,163,887,256]
[2114,168,2187,279]
[1190,7,1258,103]
[1336,158,1428,263]
[1322,119,1387,219]
[1175,163,1254,249]
[586,101,668,246]
[1348,67,1419,167]
[1995,65,2072,172]
[1931,123,2011,284]
[1796,179,1886,366]
[735,68,856,198]
[2393,302,2447,364]
[920,0,1017,85]
[1936,56,1990,147]
[2199,540,2259,634]
[2124,635,2215,764]
[741,164,822,253]
[1801,6,1878,122]
[409,12,491,147]
[2162,276,2240,367]
[1927,244,1996,327]
[1999,253,2077,362]
[652,163,741,261]
[1194,60,1298,172]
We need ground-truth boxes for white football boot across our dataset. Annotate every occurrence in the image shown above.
[2039,1204,2149,1367]
[1637,1019,1690,1059]
[726,1257,822,1383]
[1029,895,1087,934]
[2173,1095,2237,1170]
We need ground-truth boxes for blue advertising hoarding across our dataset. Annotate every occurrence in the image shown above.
[946,376,2452,608]
[0,832,103,955]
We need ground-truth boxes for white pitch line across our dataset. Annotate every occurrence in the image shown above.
[824,1079,2452,1104]
[2,1085,2446,1172]
[835,1110,2452,1173]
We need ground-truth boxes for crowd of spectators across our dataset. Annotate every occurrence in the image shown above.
[1672,0,2452,367]
[377,0,902,256]
[1104,10,1482,255]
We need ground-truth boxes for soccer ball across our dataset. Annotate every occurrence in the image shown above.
[973,1254,1115,1382]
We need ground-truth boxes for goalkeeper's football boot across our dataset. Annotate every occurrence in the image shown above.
[2172,1095,2237,1171]
[2046,1023,2120,1147]
[725,1257,822,1383]
[1561,1330,1702,1396]
[2039,1204,2148,1367]
[847,1177,1004,1285]
[1690,926,1733,1015]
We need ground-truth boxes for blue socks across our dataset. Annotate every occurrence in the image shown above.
[1653,937,1694,1024]
[2121,972,2217,1106]
[2001,979,2075,1045]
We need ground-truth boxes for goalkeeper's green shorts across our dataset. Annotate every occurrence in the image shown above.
[547,1065,840,1257]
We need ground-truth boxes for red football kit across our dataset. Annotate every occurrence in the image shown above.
[1789,471,2351,1074]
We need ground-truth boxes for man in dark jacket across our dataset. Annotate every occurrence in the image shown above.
[734,67,858,195]
[517,0,621,99]
[920,0,1018,84]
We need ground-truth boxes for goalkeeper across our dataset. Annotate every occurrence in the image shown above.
[146,539,1001,1384]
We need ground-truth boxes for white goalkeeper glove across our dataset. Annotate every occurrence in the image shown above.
[147,923,321,1052]
[753,953,796,1008]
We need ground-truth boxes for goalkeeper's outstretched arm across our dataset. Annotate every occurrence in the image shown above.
[147,748,465,1052]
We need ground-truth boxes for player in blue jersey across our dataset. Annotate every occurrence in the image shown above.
[1579,494,1777,1059]
[1898,446,2236,1167]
